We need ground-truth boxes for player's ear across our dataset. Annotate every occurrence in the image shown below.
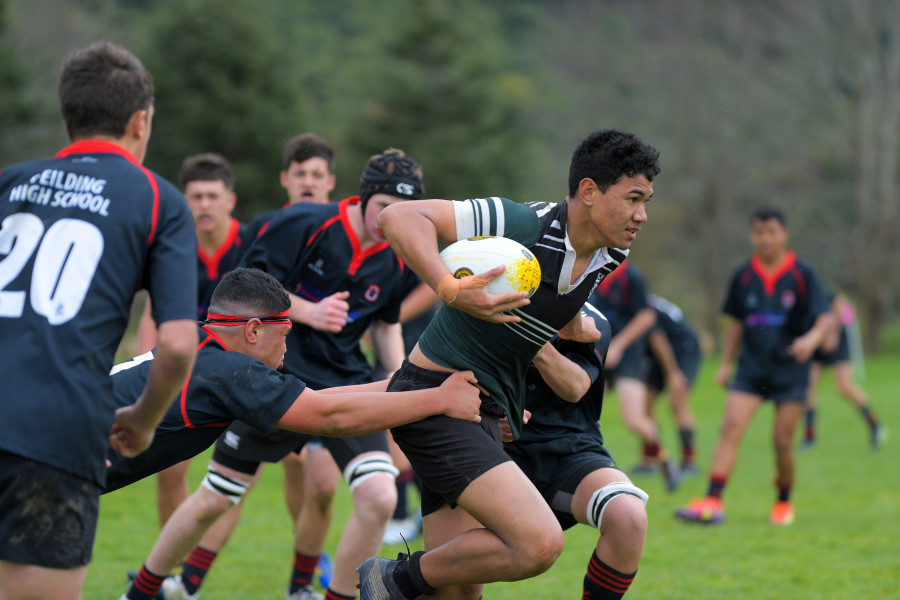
[128,107,152,141]
[578,178,596,206]
[244,318,262,343]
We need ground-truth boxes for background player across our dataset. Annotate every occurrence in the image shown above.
[358,128,660,600]
[801,290,886,449]
[504,303,649,600]
[644,294,701,474]
[117,268,483,600]
[676,206,832,526]
[135,152,252,527]
[588,260,679,490]
[0,41,197,600]
[246,132,336,239]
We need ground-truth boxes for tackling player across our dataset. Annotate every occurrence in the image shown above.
[0,41,197,600]
[115,268,483,600]
[504,303,649,599]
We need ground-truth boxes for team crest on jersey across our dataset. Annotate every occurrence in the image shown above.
[364,284,381,302]
[781,290,796,308]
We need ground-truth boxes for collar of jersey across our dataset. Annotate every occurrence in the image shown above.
[55,140,140,164]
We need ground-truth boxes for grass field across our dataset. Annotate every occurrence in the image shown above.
[87,354,899,599]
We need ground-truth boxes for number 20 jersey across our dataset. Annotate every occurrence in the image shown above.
[0,141,197,487]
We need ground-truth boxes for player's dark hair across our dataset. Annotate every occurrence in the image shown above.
[209,268,290,317]
[358,148,424,216]
[282,133,335,172]
[751,205,787,226]
[178,153,236,190]
[568,129,661,196]
[58,41,154,141]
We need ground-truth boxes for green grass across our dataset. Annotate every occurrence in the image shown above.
[87,355,900,599]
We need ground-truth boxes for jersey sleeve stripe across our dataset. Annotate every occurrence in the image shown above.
[453,197,508,240]
[136,164,161,246]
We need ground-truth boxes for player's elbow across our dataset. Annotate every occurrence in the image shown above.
[154,319,198,371]
[376,203,402,235]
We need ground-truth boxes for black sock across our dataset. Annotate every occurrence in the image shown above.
[582,551,636,599]
[392,551,438,598]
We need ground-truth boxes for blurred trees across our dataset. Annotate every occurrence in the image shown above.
[2,0,898,349]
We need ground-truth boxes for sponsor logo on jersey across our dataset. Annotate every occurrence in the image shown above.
[781,290,796,308]
[364,284,381,302]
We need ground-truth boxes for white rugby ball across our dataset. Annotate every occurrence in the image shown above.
[439,236,541,297]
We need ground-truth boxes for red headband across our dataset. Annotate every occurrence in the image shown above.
[204,309,291,326]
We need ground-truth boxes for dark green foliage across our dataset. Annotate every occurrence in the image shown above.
[138,0,308,217]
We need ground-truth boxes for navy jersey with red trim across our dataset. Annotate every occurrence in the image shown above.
[0,141,196,486]
[196,218,252,320]
[240,196,404,389]
[723,251,830,378]
[104,325,304,492]
[517,305,612,444]
[587,261,649,335]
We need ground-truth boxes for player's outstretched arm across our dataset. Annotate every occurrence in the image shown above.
[109,319,197,457]
[275,370,483,436]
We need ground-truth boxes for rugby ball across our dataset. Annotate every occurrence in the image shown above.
[439,236,541,297]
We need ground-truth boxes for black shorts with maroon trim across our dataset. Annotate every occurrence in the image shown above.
[0,450,100,568]
[505,435,617,530]
[387,361,511,516]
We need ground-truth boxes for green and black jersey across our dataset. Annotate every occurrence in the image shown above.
[418,197,627,438]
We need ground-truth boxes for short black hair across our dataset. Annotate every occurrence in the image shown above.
[282,133,335,172]
[751,206,787,227]
[58,41,154,140]
[568,129,661,197]
[178,153,236,190]
[209,268,290,317]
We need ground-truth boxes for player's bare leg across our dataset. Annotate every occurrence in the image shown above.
[327,456,396,596]
[282,449,307,523]
[293,446,337,560]
[417,461,563,599]
[155,458,191,527]
[709,391,762,477]
[0,562,87,600]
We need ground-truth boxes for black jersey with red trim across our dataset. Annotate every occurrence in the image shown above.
[587,260,649,335]
[516,303,612,444]
[104,325,304,492]
[240,196,404,389]
[0,141,197,486]
[196,218,252,320]
[723,251,830,380]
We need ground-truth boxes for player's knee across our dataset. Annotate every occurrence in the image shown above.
[200,466,251,508]
[518,526,564,576]
[351,473,398,520]
[343,454,399,493]
[600,496,648,554]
